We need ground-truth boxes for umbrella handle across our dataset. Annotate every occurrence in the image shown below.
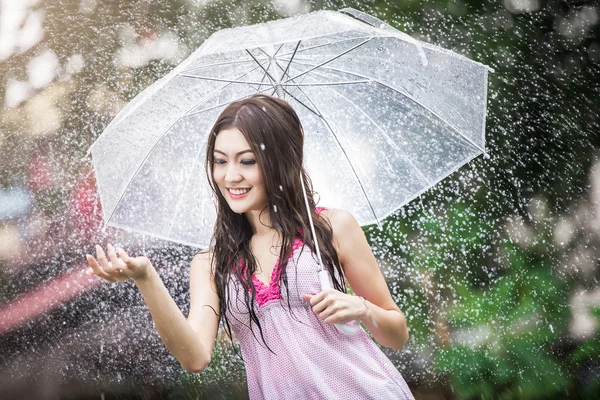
[300,173,358,336]
[318,270,360,336]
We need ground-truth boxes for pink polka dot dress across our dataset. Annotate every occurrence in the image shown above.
[225,209,414,399]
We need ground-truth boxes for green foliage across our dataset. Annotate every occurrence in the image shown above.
[374,198,600,399]
[432,221,573,399]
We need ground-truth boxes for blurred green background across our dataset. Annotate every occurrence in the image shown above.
[0,0,599,399]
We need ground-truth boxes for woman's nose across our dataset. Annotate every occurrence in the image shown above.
[224,164,242,183]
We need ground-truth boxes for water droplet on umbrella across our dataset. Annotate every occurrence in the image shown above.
[260,143,265,150]
[279,185,283,191]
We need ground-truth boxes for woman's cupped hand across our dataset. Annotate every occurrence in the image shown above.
[85,244,151,283]
[303,288,366,325]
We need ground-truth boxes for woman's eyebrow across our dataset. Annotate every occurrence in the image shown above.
[214,149,253,156]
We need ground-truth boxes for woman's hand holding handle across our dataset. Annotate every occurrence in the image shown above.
[302,270,360,336]
[85,244,151,283]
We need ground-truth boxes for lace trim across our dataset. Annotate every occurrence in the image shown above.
[240,207,327,307]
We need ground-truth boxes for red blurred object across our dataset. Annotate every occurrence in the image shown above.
[26,154,54,194]
[69,170,103,243]
[0,265,102,334]
[136,28,156,46]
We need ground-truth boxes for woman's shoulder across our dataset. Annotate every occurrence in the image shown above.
[317,208,361,240]
[317,208,357,227]
[317,208,365,264]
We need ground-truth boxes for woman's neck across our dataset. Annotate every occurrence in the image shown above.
[245,207,275,236]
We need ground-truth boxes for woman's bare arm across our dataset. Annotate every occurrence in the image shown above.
[325,209,410,350]
[186,251,221,366]
[87,245,219,372]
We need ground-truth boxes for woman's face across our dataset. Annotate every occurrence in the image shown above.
[212,127,268,215]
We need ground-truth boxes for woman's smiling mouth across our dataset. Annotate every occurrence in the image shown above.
[228,187,251,198]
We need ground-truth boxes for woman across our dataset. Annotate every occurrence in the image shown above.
[85,94,414,399]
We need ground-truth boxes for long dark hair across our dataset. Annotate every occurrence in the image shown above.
[203,94,346,351]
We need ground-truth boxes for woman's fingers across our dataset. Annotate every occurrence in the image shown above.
[86,253,117,283]
[94,244,123,281]
[117,247,129,262]
[96,245,111,270]
[117,247,133,270]
[304,289,356,324]
[308,289,335,314]
[86,254,101,274]
[86,244,139,283]
[107,244,125,274]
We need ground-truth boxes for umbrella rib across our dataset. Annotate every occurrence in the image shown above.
[182,72,367,87]
[277,35,374,58]
[186,86,274,116]
[281,58,483,153]
[272,59,368,106]
[313,106,381,227]
[286,80,371,86]
[255,57,274,91]
[246,49,279,86]
[179,58,256,74]
[282,37,373,84]
[271,57,371,87]
[277,85,321,117]
[179,73,275,86]
[270,59,321,114]
[257,42,285,59]
[257,44,284,89]
[179,62,265,116]
[280,40,302,83]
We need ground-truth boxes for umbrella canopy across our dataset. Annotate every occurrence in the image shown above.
[88,8,491,248]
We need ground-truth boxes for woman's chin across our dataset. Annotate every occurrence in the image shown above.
[227,202,249,214]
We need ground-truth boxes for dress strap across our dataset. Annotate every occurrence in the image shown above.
[315,206,327,214]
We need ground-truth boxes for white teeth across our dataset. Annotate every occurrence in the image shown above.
[229,188,250,195]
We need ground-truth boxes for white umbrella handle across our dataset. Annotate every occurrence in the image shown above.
[300,174,359,336]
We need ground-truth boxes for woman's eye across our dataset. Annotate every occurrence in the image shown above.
[214,159,226,165]
[241,160,256,165]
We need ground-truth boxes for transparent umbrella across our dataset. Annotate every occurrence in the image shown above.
[87,7,491,249]
[88,7,491,336]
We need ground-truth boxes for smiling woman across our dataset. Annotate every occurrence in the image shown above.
[86,94,413,399]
